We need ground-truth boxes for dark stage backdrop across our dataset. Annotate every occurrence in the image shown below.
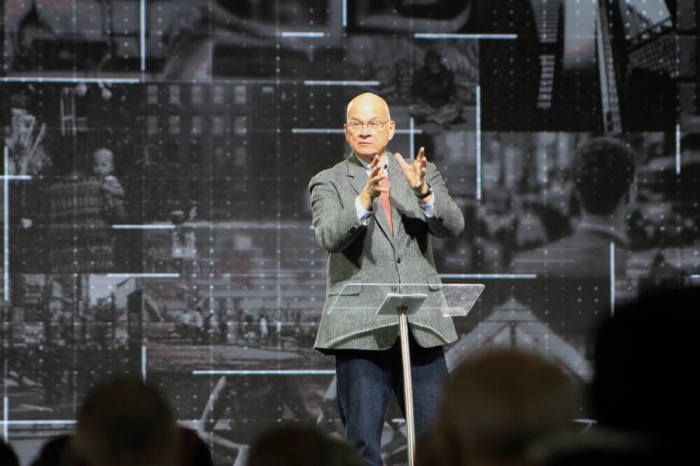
[1,1,698,464]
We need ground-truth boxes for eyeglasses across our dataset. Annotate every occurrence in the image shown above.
[347,120,389,133]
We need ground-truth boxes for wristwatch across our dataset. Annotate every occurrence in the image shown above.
[415,183,432,199]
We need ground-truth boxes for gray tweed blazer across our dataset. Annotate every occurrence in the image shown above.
[309,152,465,351]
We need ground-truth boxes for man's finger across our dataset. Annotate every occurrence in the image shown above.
[416,146,426,161]
[393,152,410,169]
[370,174,384,184]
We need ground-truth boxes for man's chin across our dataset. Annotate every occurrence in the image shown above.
[355,148,383,161]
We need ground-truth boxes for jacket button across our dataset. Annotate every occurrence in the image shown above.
[396,257,401,263]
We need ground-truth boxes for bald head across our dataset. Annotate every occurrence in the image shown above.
[346,92,391,122]
[343,93,396,162]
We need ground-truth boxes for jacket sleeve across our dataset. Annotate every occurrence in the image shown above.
[424,162,465,239]
[309,170,367,253]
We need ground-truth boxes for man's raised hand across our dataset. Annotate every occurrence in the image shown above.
[394,147,431,198]
[358,154,388,210]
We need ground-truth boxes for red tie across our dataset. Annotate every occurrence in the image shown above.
[379,175,392,233]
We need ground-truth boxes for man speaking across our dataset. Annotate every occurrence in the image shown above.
[308,92,465,465]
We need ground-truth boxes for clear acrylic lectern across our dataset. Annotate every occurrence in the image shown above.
[328,283,484,466]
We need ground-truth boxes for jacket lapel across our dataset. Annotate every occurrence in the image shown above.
[345,156,366,196]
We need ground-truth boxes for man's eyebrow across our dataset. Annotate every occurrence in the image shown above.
[348,117,382,122]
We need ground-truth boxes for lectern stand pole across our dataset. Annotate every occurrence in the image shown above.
[397,306,415,466]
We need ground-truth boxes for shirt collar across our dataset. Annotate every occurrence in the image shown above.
[353,153,388,176]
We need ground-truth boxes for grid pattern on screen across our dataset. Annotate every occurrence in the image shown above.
[1,1,698,464]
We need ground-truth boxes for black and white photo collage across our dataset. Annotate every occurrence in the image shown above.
[1,1,698,464]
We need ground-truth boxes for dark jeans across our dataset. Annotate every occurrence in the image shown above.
[335,335,448,466]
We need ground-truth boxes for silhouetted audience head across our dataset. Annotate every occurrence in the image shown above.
[30,434,73,466]
[417,348,577,466]
[589,286,700,456]
[0,438,20,466]
[72,377,179,466]
[572,137,636,216]
[537,287,700,466]
[179,427,213,466]
[246,423,364,466]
